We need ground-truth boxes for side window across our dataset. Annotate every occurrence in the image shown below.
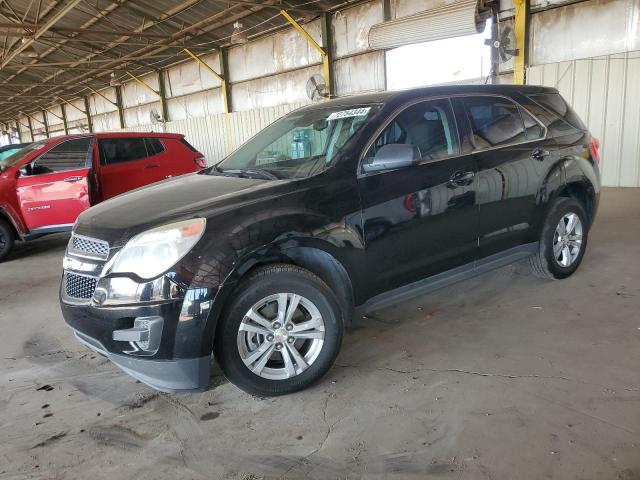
[145,138,165,156]
[99,138,148,165]
[34,137,92,173]
[464,96,526,149]
[520,107,544,140]
[365,98,459,162]
[527,93,585,137]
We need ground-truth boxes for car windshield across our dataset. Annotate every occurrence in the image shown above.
[0,140,47,170]
[214,104,380,179]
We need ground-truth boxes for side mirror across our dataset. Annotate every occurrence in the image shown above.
[19,164,32,177]
[362,144,421,174]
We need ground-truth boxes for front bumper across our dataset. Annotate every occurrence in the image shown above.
[61,271,217,393]
[73,329,210,392]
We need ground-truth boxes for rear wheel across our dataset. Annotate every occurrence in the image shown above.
[0,219,14,262]
[215,264,343,396]
[530,197,589,279]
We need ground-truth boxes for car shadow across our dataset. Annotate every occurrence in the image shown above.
[5,232,70,262]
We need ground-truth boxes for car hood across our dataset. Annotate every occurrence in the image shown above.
[74,173,279,245]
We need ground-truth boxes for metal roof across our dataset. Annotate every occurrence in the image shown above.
[0,0,355,123]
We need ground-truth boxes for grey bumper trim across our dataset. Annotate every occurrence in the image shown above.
[73,331,211,393]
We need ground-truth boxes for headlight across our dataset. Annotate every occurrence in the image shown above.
[110,218,206,280]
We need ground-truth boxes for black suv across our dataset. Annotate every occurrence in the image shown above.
[60,85,600,396]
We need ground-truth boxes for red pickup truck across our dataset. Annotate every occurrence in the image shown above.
[0,132,206,261]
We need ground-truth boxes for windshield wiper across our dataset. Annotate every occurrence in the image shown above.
[220,168,280,180]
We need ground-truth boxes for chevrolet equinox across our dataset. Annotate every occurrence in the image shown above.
[60,85,601,396]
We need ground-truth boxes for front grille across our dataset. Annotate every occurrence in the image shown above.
[70,235,109,260]
[65,273,98,300]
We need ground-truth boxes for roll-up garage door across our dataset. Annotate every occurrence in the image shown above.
[369,0,489,50]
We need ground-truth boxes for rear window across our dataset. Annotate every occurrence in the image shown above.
[180,138,198,152]
[99,138,147,165]
[145,138,165,156]
[464,96,527,148]
[527,92,586,136]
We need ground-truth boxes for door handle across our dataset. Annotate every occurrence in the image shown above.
[448,170,475,188]
[63,176,83,182]
[145,164,160,169]
[531,148,550,161]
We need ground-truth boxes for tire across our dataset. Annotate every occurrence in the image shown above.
[529,197,589,279]
[215,264,344,396]
[0,219,14,262]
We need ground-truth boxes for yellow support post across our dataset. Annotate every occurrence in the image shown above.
[280,9,333,97]
[183,48,231,114]
[125,70,161,98]
[183,48,224,83]
[126,70,166,122]
[84,85,119,109]
[280,10,326,56]
[513,0,528,85]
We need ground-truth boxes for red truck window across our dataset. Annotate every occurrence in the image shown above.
[99,138,147,165]
[34,137,92,173]
[145,138,165,156]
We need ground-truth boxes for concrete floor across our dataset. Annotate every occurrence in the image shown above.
[1,187,639,480]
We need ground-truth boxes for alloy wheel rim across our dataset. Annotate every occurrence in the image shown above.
[553,212,583,267]
[237,293,325,380]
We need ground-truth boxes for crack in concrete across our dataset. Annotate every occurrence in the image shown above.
[335,363,640,392]
[283,393,338,476]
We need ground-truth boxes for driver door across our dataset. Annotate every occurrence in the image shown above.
[357,98,479,298]
[16,137,93,232]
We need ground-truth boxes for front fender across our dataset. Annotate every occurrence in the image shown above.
[0,204,26,238]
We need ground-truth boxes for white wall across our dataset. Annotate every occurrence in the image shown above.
[528,51,640,187]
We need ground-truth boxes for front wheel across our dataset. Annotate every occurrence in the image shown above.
[215,264,343,396]
[0,219,15,262]
[530,197,589,279]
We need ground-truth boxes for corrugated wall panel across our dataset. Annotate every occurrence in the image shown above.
[528,52,640,187]
[140,101,309,164]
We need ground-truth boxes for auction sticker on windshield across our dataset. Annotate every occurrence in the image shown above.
[327,107,371,121]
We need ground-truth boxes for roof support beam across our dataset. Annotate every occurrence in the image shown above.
[26,115,34,141]
[83,96,93,133]
[157,70,169,122]
[126,70,167,122]
[15,120,23,142]
[84,85,118,109]
[183,47,231,113]
[220,47,232,114]
[1,0,83,68]
[60,103,69,134]
[115,85,125,129]
[320,12,334,98]
[280,9,333,97]
[0,22,173,38]
[42,110,49,137]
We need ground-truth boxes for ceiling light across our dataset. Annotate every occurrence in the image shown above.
[230,21,248,45]
[109,72,121,87]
